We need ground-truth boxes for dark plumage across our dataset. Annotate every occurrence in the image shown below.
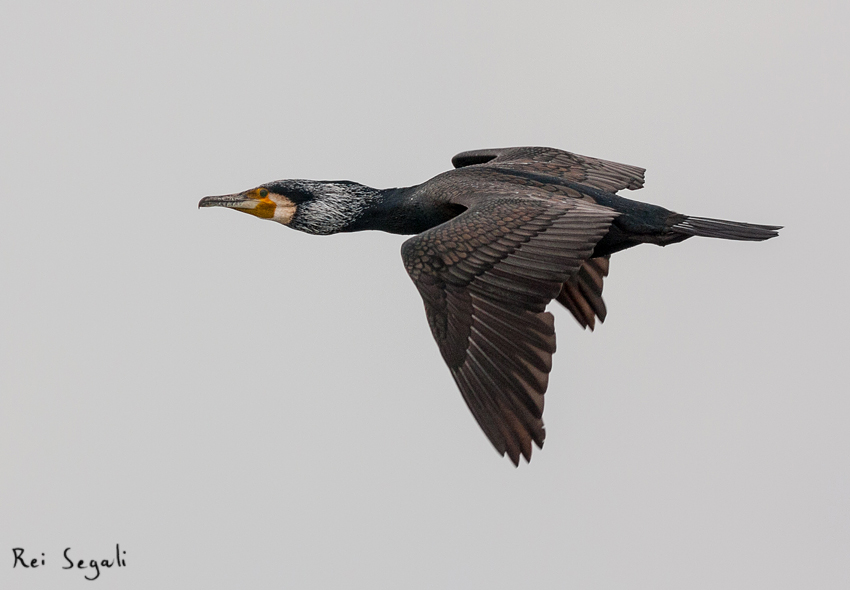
[199,146,780,465]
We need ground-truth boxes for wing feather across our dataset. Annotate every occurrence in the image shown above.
[402,197,617,464]
[452,146,645,193]
[556,256,611,330]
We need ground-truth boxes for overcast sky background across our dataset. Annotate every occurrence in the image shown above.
[2,1,848,588]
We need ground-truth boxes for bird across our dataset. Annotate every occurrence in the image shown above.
[199,146,780,465]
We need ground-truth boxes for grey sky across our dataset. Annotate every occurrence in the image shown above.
[2,1,848,588]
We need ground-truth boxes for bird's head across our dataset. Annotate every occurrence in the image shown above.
[198,179,379,235]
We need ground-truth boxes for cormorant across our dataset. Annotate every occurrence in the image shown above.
[199,147,780,465]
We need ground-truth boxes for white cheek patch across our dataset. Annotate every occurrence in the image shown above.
[270,195,297,225]
[272,203,297,225]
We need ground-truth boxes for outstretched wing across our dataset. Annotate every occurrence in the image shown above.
[451,146,646,193]
[401,196,618,464]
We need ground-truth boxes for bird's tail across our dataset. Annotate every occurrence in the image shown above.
[670,216,781,241]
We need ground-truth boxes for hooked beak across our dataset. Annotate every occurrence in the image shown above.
[198,189,276,219]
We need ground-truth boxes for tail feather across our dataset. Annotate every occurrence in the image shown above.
[671,216,781,241]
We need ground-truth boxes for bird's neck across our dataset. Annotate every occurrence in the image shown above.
[342,185,461,235]
[291,182,460,236]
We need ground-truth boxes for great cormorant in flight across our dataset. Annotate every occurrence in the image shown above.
[199,147,780,465]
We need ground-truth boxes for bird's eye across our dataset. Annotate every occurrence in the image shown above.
[259,188,269,198]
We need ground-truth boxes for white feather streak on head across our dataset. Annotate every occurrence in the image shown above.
[285,180,380,235]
